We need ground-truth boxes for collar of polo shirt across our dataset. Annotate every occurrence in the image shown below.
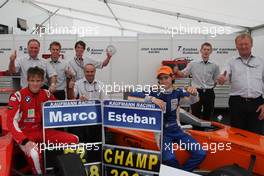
[163,87,173,94]
[75,56,83,61]
[83,78,97,84]
[200,60,211,64]
[28,57,40,60]
[236,54,255,60]
[50,58,61,63]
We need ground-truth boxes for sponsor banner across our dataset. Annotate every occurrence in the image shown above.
[103,145,160,173]
[42,100,102,174]
[103,100,162,131]
[103,100,163,175]
[43,100,101,128]
[104,165,159,176]
[85,163,102,176]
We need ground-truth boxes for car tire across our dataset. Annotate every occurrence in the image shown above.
[54,153,86,176]
[207,165,251,176]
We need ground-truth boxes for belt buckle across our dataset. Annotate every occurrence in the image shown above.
[244,98,251,102]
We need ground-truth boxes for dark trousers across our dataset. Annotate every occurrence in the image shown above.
[53,90,66,100]
[162,125,206,172]
[229,96,264,135]
[191,89,215,121]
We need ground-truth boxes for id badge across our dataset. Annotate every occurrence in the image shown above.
[171,99,178,111]
[28,109,35,118]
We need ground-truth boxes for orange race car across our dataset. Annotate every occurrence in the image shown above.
[105,107,264,176]
[1,104,264,176]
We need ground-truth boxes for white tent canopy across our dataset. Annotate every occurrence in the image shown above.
[1,0,264,36]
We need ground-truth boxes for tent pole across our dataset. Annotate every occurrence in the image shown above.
[30,8,60,34]
[30,0,173,31]
[102,0,248,31]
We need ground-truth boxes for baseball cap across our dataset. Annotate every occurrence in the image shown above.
[156,65,173,78]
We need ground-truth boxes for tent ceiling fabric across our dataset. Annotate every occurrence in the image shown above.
[26,0,264,35]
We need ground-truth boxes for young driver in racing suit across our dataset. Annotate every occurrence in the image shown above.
[7,66,79,175]
[145,66,206,172]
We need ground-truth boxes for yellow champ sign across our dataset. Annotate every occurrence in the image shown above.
[104,146,160,172]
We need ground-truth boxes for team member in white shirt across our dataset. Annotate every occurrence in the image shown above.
[68,63,104,100]
[218,33,264,135]
[9,39,57,92]
[47,41,74,100]
[68,40,112,81]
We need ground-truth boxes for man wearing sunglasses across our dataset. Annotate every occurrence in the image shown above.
[217,33,264,135]
[175,42,220,121]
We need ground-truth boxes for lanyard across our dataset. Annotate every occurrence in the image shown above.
[239,55,257,68]
[84,81,98,92]
[74,57,84,69]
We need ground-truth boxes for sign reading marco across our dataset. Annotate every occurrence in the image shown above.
[43,100,101,128]
[43,100,102,175]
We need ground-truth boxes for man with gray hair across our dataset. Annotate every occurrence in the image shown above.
[218,33,264,135]
[8,39,57,92]
[67,63,104,142]
[68,63,104,100]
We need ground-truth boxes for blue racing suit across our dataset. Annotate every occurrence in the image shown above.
[146,88,206,172]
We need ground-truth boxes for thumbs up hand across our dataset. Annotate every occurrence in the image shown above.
[217,71,227,85]
[10,50,17,62]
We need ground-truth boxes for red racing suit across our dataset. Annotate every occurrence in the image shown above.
[7,87,79,174]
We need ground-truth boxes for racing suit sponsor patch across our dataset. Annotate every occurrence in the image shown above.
[28,109,35,118]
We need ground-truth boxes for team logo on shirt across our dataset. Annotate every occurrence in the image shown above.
[171,99,178,111]
[25,96,31,103]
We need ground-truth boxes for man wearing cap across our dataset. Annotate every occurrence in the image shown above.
[145,65,206,172]
[175,42,220,120]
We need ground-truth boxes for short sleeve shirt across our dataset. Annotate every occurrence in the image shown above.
[15,57,57,88]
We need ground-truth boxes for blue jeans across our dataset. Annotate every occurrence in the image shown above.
[162,125,206,172]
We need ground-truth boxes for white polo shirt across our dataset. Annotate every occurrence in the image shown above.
[74,78,104,100]
[182,59,220,89]
[15,57,57,88]
[47,58,73,91]
[224,55,264,98]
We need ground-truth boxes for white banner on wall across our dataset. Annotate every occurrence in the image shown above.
[0,34,237,85]
[172,35,205,62]
[138,34,172,85]
[111,37,138,85]
[208,35,237,71]
[81,37,112,85]
[0,35,13,71]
